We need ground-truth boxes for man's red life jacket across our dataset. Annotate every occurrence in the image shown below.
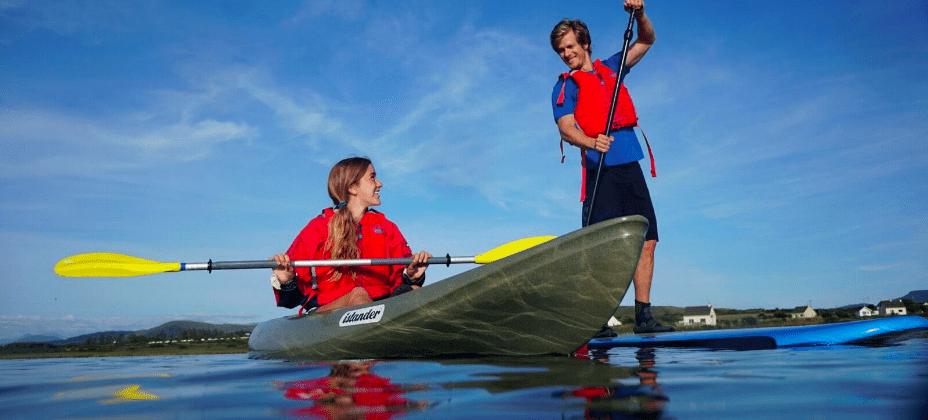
[556,59,656,202]
[277,208,412,306]
[556,59,638,136]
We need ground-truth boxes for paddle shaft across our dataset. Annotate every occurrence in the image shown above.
[584,9,637,227]
[182,255,471,272]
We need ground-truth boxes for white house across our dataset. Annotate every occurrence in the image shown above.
[878,300,907,316]
[790,305,817,319]
[679,305,716,326]
[857,306,876,317]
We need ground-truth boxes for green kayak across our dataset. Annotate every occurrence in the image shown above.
[248,215,647,359]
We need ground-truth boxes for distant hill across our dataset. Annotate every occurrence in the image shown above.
[54,330,136,345]
[142,320,255,338]
[899,290,928,303]
[48,320,255,345]
[0,334,63,345]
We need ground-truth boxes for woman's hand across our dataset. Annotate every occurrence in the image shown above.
[271,253,295,285]
[404,251,432,281]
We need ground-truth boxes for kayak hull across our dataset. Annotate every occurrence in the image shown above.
[249,216,648,359]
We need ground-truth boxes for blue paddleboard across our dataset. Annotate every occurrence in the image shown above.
[588,315,928,350]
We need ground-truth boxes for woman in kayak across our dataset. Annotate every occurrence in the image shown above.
[269,157,431,314]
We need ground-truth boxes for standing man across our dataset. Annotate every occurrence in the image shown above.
[550,0,672,335]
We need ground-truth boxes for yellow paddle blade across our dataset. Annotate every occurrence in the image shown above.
[112,384,160,401]
[474,235,556,264]
[54,253,181,278]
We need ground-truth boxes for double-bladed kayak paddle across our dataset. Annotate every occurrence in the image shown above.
[54,235,556,278]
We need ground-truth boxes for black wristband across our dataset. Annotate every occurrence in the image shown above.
[402,271,425,287]
[280,277,299,292]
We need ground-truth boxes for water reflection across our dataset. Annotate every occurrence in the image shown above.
[557,348,669,418]
[7,340,924,419]
[278,350,672,419]
[440,350,669,418]
[279,360,428,418]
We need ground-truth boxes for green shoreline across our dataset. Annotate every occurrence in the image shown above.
[0,341,249,360]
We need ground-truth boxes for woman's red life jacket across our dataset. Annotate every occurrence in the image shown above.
[556,59,638,137]
[280,208,412,306]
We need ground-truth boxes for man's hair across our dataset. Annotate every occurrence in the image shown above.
[550,19,592,54]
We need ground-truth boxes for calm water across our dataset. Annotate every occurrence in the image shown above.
[1,339,925,419]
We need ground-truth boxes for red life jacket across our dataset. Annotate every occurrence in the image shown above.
[556,59,656,202]
[279,208,412,306]
[556,59,638,136]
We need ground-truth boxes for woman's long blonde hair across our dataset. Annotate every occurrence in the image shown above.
[325,157,372,280]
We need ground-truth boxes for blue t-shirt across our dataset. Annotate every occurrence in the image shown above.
[552,52,644,167]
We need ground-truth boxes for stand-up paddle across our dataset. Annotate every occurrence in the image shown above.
[54,235,556,278]
[584,8,637,227]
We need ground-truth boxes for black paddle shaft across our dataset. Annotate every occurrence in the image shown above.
[187,254,466,272]
[584,9,637,227]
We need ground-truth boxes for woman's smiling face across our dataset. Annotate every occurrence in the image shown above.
[350,164,382,208]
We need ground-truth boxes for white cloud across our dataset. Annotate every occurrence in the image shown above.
[0,0,25,11]
[137,119,254,161]
[230,72,344,140]
[4,1,577,219]
[0,108,254,178]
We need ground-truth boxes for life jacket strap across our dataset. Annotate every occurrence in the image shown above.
[556,71,574,106]
[559,132,589,203]
[296,267,320,317]
[638,125,657,177]
[297,298,318,317]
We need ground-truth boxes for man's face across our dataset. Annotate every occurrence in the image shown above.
[556,30,590,71]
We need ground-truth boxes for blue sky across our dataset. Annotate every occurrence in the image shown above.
[1,0,926,341]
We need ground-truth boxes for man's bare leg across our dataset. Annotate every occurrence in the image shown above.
[633,240,674,333]
[634,240,656,302]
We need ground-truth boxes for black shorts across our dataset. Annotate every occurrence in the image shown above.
[582,161,659,242]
